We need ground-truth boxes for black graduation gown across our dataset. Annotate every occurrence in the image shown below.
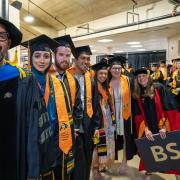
[51,72,83,180]
[0,74,54,180]
[83,77,101,180]
[73,75,101,180]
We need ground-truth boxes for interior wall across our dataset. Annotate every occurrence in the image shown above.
[167,34,180,62]
[8,5,21,65]
[58,0,179,41]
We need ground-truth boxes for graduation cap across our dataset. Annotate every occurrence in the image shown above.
[175,58,180,62]
[0,17,22,49]
[21,34,60,69]
[134,68,148,76]
[160,60,166,64]
[53,35,76,57]
[171,59,175,63]
[108,56,127,67]
[150,62,159,67]
[75,45,92,58]
[21,34,60,52]
[91,59,109,71]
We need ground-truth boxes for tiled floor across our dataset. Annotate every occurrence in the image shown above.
[91,150,176,180]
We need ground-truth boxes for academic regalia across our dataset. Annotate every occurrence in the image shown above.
[22,35,76,180]
[0,64,53,179]
[50,68,85,180]
[108,56,137,161]
[150,63,164,84]
[74,45,92,58]
[133,69,180,174]
[51,35,85,180]
[160,60,168,84]
[0,18,53,180]
[91,60,116,170]
[68,66,101,180]
[53,34,76,58]
[171,69,180,111]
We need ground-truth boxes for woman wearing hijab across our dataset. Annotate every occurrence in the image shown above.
[91,60,115,179]
[22,34,76,180]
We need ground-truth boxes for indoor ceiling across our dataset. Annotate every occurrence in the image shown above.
[73,22,180,54]
[10,0,161,40]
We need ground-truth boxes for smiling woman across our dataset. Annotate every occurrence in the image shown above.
[32,51,51,73]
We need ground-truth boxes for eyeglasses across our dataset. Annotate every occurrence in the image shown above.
[111,67,122,71]
[0,32,9,42]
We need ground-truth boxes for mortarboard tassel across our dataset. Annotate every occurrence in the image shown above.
[11,47,18,66]
[27,42,31,70]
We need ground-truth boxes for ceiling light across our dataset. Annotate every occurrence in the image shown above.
[24,0,34,23]
[91,49,96,52]
[24,14,34,23]
[137,49,146,51]
[131,45,142,48]
[98,39,113,43]
[127,42,141,45]
[115,50,124,53]
[90,45,93,48]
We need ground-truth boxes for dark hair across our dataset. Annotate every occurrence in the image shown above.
[75,51,91,59]
[53,43,71,55]
[94,67,109,91]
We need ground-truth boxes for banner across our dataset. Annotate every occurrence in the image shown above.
[135,130,180,172]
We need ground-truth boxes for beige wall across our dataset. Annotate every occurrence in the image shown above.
[58,0,178,41]
[8,5,21,65]
[167,34,180,62]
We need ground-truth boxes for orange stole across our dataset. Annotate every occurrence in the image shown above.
[163,67,167,80]
[50,65,76,109]
[85,71,93,118]
[51,75,72,155]
[172,70,178,89]
[68,67,93,118]
[151,69,161,80]
[109,75,131,120]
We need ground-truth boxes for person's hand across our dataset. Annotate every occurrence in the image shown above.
[159,128,166,139]
[74,129,79,138]
[145,127,154,141]
[94,129,99,139]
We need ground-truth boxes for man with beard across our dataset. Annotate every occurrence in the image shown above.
[67,45,101,180]
[50,35,83,179]
[0,18,53,180]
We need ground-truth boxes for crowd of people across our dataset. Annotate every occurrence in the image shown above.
[0,17,179,180]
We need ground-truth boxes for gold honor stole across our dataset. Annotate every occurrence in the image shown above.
[50,65,76,110]
[151,69,161,80]
[85,71,93,118]
[172,70,178,89]
[68,67,93,118]
[51,75,72,155]
[109,75,131,120]
[163,67,167,80]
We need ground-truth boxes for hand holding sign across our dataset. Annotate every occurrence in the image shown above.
[145,127,154,141]
[135,130,180,172]
[159,128,166,139]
